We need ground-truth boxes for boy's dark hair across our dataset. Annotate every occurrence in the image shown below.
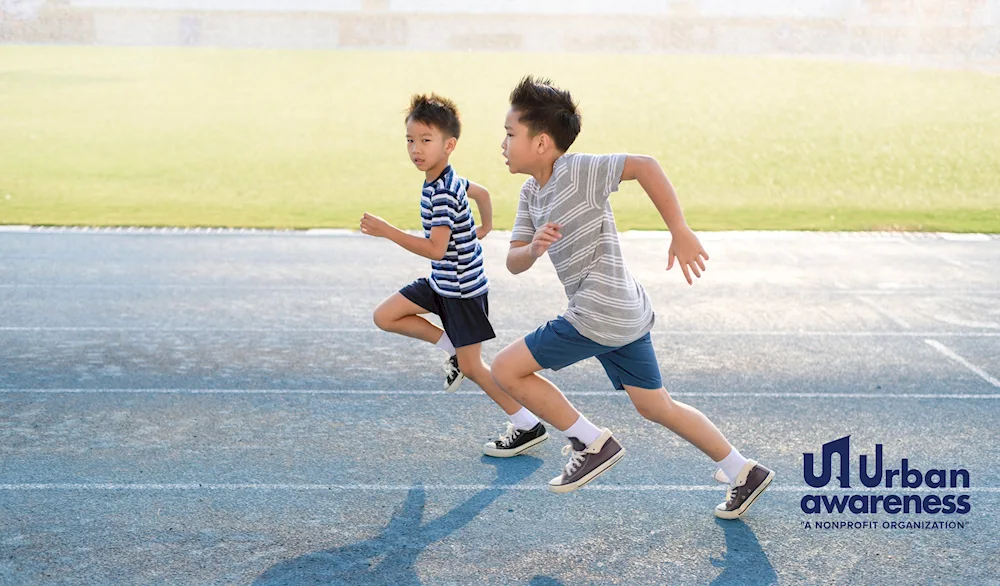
[509,75,581,152]
[406,93,461,139]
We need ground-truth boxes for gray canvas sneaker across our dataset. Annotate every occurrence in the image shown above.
[548,428,626,494]
[714,460,775,519]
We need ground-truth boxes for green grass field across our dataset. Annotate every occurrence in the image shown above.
[1,46,998,231]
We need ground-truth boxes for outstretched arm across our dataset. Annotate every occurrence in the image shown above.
[360,213,450,261]
[621,155,709,285]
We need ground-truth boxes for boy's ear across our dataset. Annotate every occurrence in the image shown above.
[445,136,458,154]
[534,132,551,154]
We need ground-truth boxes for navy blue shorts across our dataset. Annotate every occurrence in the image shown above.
[399,278,496,349]
[524,316,663,391]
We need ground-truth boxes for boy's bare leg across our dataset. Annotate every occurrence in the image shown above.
[454,344,524,415]
[625,384,774,517]
[491,338,583,431]
[623,385,731,461]
[493,338,626,491]
[373,293,444,344]
[459,343,549,458]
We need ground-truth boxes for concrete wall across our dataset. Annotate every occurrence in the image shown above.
[2,0,998,60]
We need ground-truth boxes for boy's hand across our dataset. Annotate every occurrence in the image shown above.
[360,213,392,238]
[667,227,709,285]
[529,222,562,258]
[476,225,492,240]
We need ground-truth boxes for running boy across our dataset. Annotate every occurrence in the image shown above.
[490,77,774,519]
[361,93,548,457]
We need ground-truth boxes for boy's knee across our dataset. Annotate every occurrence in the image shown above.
[372,307,392,331]
[490,355,515,389]
[634,391,674,422]
[635,401,661,422]
[457,355,486,379]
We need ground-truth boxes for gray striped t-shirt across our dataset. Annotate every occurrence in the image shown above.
[511,152,655,347]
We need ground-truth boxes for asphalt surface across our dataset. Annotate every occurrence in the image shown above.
[1,228,998,585]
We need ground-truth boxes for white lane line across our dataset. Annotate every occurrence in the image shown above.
[0,483,996,493]
[0,284,386,291]
[3,388,999,399]
[932,314,1000,329]
[0,227,987,238]
[1,327,999,337]
[856,296,912,329]
[1,285,995,296]
[925,339,1000,388]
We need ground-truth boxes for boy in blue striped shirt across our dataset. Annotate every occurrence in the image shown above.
[361,94,548,458]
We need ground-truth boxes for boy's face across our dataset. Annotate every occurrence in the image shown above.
[502,108,542,175]
[406,119,455,174]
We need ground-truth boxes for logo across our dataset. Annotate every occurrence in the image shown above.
[801,436,971,516]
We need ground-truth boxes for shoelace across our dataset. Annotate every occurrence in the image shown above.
[497,422,520,448]
[714,469,739,501]
[561,444,586,475]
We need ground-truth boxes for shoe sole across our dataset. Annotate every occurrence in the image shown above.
[444,373,466,393]
[714,470,775,520]
[548,448,626,494]
[482,433,550,458]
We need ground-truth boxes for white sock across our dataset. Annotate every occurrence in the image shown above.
[435,332,455,356]
[716,447,749,486]
[508,407,540,431]
[563,414,602,447]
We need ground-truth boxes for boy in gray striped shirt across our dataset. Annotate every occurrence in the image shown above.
[490,76,774,519]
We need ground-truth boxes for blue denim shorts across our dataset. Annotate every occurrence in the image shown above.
[524,316,663,391]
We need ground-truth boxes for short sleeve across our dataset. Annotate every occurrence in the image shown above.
[510,182,536,243]
[576,153,626,209]
[430,190,458,231]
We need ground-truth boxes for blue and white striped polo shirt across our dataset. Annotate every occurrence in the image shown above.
[421,165,489,299]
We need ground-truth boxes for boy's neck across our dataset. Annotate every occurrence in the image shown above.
[530,152,564,189]
[425,159,451,183]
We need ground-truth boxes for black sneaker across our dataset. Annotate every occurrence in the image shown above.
[548,428,626,494]
[443,355,465,393]
[483,422,549,458]
[714,460,774,519]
